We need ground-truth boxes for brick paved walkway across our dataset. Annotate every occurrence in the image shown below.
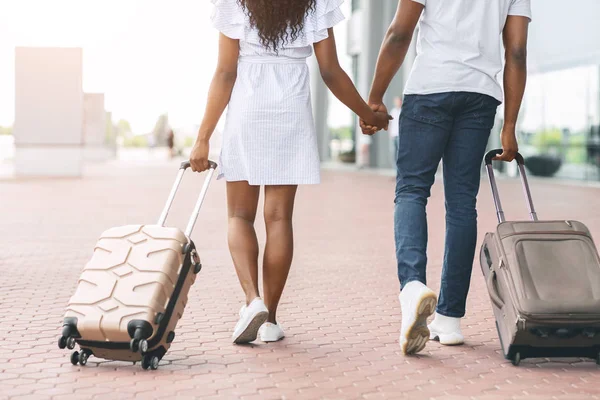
[1,160,599,400]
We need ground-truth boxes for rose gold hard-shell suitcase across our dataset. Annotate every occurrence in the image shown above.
[58,161,217,370]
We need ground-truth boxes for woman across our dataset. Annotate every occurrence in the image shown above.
[190,0,390,344]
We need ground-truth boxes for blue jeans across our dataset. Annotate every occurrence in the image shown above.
[395,92,499,318]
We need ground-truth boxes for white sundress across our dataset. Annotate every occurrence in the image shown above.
[210,0,344,185]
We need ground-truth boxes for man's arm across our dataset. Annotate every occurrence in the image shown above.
[314,29,391,130]
[495,15,530,162]
[368,0,423,107]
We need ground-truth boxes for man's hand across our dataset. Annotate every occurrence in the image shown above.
[190,138,210,172]
[360,103,389,135]
[493,126,519,162]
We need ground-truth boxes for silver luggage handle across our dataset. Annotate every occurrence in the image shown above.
[484,149,538,224]
[157,160,218,237]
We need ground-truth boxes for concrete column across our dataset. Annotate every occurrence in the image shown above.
[309,55,330,162]
[356,1,384,168]
[14,47,84,177]
[83,93,111,162]
[598,64,600,126]
[378,0,414,169]
[358,0,416,169]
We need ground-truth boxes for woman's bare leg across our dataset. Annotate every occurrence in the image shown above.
[262,185,298,323]
[227,181,261,305]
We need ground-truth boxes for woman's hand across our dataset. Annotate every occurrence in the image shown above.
[190,139,210,172]
[361,103,393,135]
[371,111,393,132]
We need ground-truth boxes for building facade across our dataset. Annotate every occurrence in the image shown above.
[312,0,600,182]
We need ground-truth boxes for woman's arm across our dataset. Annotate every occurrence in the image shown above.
[190,33,240,172]
[313,28,391,131]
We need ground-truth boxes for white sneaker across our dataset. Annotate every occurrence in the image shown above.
[232,298,269,344]
[399,281,438,355]
[259,322,285,342]
[428,312,465,345]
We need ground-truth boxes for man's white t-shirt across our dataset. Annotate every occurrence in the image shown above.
[389,107,402,137]
[406,0,532,102]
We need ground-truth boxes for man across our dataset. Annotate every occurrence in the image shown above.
[361,0,531,355]
[389,97,403,164]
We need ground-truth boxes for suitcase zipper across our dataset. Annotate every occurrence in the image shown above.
[518,312,600,323]
[500,230,590,240]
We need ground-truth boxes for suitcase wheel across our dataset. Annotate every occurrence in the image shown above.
[79,351,90,366]
[139,339,149,354]
[130,338,148,354]
[70,351,79,366]
[60,336,76,350]
[511,352,521,367]
[142,354,160,370]
[66,336,76,350]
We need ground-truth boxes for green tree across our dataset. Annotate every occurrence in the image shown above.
[0,126,13,135]
[532,128,562,151]
[117,119,132,135]
[105,112,114,144]
[123,135,148,148]
[330,126,352,141]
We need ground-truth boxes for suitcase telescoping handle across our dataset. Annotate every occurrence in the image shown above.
[157,160,218,237]
[484,149,538,224]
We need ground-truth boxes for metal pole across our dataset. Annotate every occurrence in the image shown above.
[184,168,217,237]
[486,164,506,223]
[517,164,539,221]
[158,168,186,226]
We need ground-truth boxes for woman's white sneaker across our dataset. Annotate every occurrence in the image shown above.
[232,298,269,344]
[399,281,438,355]
[428,312,465,345]
[259,322,285,342]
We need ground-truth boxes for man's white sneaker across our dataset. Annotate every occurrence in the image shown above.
[259,322,285,342]
[232,298,269,344]
[399,281,438,355]
[428,312,465,345]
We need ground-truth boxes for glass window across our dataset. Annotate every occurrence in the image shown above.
[520,65,600,181]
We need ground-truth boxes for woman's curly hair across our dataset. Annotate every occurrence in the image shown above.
[237,0,317,51]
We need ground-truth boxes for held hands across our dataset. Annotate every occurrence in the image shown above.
[493,126,519,162]
[360,103,393,135]
[190,138,210,172]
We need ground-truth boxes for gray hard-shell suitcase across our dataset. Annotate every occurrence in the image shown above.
[480,149,600,366]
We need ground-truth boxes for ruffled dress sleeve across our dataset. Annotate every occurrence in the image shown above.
[210,0,246,40]
[210,0,345,47]
[303,0,345,44]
